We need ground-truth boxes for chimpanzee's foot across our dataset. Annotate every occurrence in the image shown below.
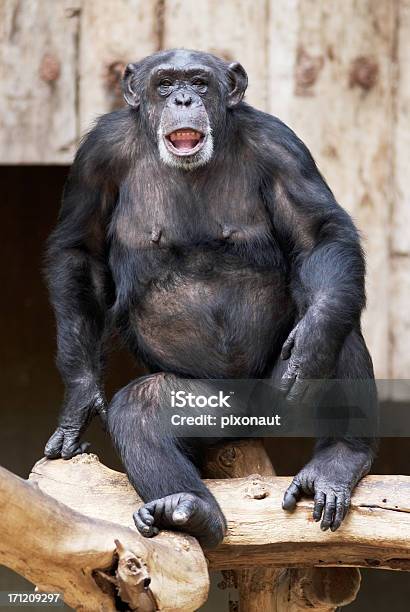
[282,442,373,532]
[133,492,226,548]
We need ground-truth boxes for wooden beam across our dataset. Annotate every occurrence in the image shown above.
[30,455,410,573]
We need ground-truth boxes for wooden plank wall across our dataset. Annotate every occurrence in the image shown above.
[0,0,409,383]
[392,0,410,397]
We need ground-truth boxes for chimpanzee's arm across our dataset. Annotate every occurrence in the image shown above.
[262,118,366,400]
[44,137,115,459]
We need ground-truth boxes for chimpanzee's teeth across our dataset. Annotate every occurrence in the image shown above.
[169,130,202,142]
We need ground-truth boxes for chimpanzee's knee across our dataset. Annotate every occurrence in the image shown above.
[107,373,175,449]
[109,372,173,420]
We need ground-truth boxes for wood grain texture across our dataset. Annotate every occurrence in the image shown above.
[205,439,281,612]
[204,440,361,612]
[78,0,158,134]
[391,0,410,385]
[0,0,79,163]
[0,458,209,611]
[162,0,269,110]
[268,0,396,379]
[30,454,410,573]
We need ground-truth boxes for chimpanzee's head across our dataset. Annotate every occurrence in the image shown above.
[123,49,248,170]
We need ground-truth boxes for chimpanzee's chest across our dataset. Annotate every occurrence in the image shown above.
[108,170,289,314]
[112,172,274,252]
[108,177,291,374]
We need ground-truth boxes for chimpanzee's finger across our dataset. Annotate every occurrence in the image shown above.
[278,371,297,396]
[134,509,157,536]
[331,494,351,531]
[281,327,297,360]
[320,492,336,531]
[313,490,326,522]
[44,428,65,458]
[173,496,197,525]
[342,495,351,519]
[282,478,302,511]
[69,441,91,457]
[144,498,165,522]
[330,498,346,531]
[139,506,155,525]
[286,378,309,404]
[61,434,83,459]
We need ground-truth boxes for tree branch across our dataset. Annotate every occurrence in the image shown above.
[0,461,209,611]
[30,455,410,573]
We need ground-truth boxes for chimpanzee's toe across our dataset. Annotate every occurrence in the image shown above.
[133,493,226,548]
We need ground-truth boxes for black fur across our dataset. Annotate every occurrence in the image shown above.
[45,49,376,546]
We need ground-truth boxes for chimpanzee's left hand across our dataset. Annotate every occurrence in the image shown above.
[282,442,372,531]
[279,309,339,403]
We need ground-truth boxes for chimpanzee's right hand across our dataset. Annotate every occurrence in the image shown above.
[44,386,107,459]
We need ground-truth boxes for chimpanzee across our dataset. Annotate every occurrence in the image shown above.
[44,49,376,548]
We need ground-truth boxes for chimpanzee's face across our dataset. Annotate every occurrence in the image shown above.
[123,50,248,170]
[150,56,216,169]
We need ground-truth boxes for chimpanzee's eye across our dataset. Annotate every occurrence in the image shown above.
[192,78,208,93]
[158,78,173,95]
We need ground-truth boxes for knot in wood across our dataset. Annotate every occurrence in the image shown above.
[296,567,361,607]
[219,446,237,467]
[104,61,127,109]
[295,46,324,96]
[94,540,157,611]
[70,452,100,465]
[39,54,60,82]
[349,56,379,90]
[244,475,269,499]
[218,570,237,590]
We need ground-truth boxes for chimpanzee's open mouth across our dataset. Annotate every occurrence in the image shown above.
[165,128,205,156]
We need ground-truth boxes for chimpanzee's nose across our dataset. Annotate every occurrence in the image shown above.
[174,91,192,107]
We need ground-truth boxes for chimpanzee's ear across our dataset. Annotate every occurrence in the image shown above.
[123,63,140,109]
[226,62,248,107]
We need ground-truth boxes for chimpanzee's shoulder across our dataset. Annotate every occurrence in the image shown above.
[234,103,315,167]
[234,103,290,134]
[82,108,136,148]
[73,108,138,180]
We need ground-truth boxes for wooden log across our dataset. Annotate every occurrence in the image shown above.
[30,455,410,574]
[275,567,361,611]
[0,461,209,612]
[204,440,360,612]
[205,440,281,612]
[205,439,276,480]
[229,566,361,612]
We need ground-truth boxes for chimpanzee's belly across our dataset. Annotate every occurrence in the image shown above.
[131,264,292,378]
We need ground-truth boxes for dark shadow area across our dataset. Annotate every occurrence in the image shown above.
[0,166,141,479]
[0,166,408,610]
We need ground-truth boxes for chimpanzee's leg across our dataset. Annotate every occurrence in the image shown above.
[279,329,377,531]
[107,373,226,548]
